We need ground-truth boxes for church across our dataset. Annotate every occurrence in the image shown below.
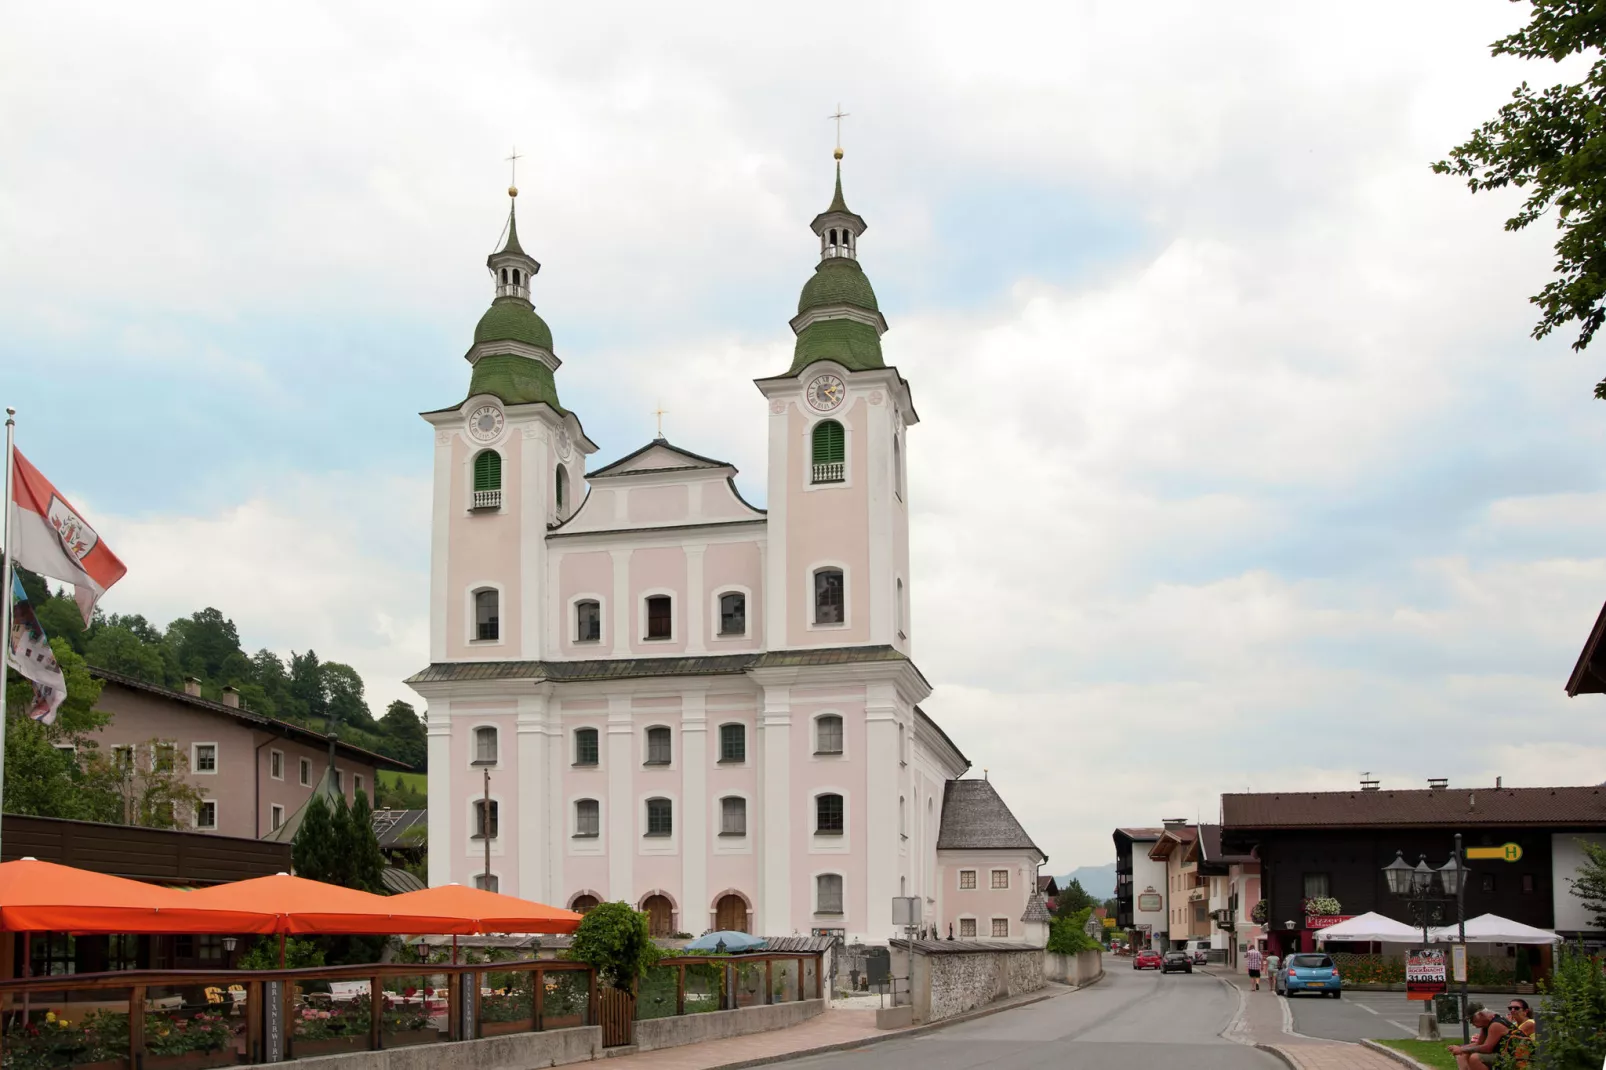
[406,152,1046,945]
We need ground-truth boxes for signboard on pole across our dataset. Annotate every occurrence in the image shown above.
[1451,944,1467,983]
[1466,843,1523,862]
[1406,948,1448,1000]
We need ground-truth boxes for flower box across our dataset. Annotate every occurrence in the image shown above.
[542,1014,583,1030]
[480,1019,532,1037]
[75,1060,127,1070]
[385,1028,440,1048]
[292,1034,369,1057]
[145,1050,241,1070]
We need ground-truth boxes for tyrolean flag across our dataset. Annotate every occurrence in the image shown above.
[8,449,126,624]
[6,572,66,723]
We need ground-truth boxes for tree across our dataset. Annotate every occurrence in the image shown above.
[1435,3,1606,397]
[288,650,327,724]
[1534,942,1606,1067]
[1046,909,1101,955]
[323,662,374,729]
[378,701,426,772]
[1054,878,1096,918]
[113,739,206,829]
[1567,838,1606,930]
[292,794,340,882]
[86,625,168,686]
[567,902,662,990]
[347,790,385,895]
[167,608,246,681]
[3,639,122,823]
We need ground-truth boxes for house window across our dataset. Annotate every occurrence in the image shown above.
[555,465,568,511]
[811,420,845,483]
[571,894,600,914]
[645,797,673,837]
[299,757,311,787]
[474,800,499,840]
[817,874,844,915]
[991,869,1009,890]
[575,600,601,642]
[574,728,599,766]
[193,743,217,773]
[474,588,500,641]
[1481,873,1496,894]
[720,796,746,836]
[270,804,284,831]
[813,568,844,625]
[991,918,1009,938]
[815,714,843,755]
[719,591,746,636]
[269,749,283,780]
[816,793,844,835]
[645,726,671,765]
[333,769,343,792]
[472,450,502,509]
[959,918,976,938]
[959,870,977,890]
[575,799,600,838]
[719,723,745,763]
[112,745,134,773]
[1521,873,1535,893]
[1194,904,1207,923]
[645,595,672,640]
[475,873,499,892]
[1302,873,1330,898]
[196,800,218,830]
[474,726,498,764]
[354,774,364,799]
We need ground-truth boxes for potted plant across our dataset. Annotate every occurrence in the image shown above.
[541,975,588,1029]
[1250,899,1268,925]
[1301,897,1342,918]
[478,987,534,1037]
[143,1012,240,1070]
[290,1005,368,1057]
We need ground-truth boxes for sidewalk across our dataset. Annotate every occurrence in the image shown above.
[1209,969,1408,1070]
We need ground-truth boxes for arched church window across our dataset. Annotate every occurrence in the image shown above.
[815,714,843,755]
[719,591,746,636]
[472,450,502,510]
[570,893,600,913]
[575,599,601,643]
[574,727,599,765]
[513,269,521,286]
[815,793,844,835]
[500,268,508,284]
[474,588,499,642]
[811,421,845,484]
[555,465,568,512]
[473,726,498,765]
[816,874,843,914]
[645,595,672,640]
[893,433,903,499]
[574,799,599,838]
[645,726,672,765]
[814,567,844,625]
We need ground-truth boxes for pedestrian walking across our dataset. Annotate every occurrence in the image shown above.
[1244,946,1263,991]
[1264,949,1281,988]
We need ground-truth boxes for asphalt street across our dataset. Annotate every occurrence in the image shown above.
[1280,986,1524,1043]
[785,967,1280,1070]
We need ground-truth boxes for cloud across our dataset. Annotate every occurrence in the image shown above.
[6,0,1606,873]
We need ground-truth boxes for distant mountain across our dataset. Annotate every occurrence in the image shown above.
[1057,863,1117,901]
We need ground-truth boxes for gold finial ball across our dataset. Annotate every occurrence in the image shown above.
[833,147,844,161]
[508,185,519,197]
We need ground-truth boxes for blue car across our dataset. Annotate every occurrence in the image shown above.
[1276,952,1343,998]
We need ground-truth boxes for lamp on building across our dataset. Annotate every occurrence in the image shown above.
[1381,835,1471,1045]
[222,936,237,953]
[1382,850,1415,896]
[1437,854,1463,897]
[1283,920,1296,931]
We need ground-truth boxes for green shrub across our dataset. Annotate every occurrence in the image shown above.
[566,901,661,991]
[1534,943,1606,1068]
[1047,908,1100,954]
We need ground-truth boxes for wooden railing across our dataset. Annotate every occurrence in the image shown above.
[0,951,824,1066]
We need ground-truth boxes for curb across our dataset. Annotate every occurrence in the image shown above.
[1253,1042,1299,1068]
[1361,1039,1437,1070]
[671,988,1065,1070]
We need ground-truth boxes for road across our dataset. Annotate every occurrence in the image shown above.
[789,967,1279,1070]
[1281,985,1523,1043]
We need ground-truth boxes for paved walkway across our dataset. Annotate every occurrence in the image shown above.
[599,1006,883,1070]
[1209,969,1410,1070]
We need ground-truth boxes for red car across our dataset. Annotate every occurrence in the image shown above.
[1133,949,1163,970]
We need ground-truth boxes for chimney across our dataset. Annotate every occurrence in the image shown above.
[1495,776,1502,789]
[221,686,239,709]
[1163,817,1188,830]
[183,677,202,698]
[1428,777,1448,790]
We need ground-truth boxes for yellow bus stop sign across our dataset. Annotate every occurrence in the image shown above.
[1466,843,1523,862]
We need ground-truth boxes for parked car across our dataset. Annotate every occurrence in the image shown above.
[1133,949,1164,970]
[1161,951,1193,974]
[1275,953,1342,997]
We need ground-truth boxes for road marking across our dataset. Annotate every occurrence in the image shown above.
[1358,1004,1380,1016]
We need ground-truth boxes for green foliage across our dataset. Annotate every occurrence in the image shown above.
[289,790,388,965]
[1371,1039,1459,1070]
[348,790,385,894]
[566,901,662,990]
[1434,3,1606,396]
[1047,908,1101,954]
[237,936,325,970]
[1053,878,1095,917]
[1535,943,1606,1068]
[292,793,340,882]
[1567,838,1606,931]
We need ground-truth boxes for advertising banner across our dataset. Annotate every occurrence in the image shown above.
[1406,947,1447,1000]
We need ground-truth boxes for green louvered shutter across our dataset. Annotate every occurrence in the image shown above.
[811,421,845,464]
[473,450,502,491]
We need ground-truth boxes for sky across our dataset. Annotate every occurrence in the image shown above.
[5,1,1606,874]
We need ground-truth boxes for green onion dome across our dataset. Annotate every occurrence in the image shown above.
[475,297,553,351]
[798,256,880,315]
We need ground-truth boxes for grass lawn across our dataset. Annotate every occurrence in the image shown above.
[376,770,426,792]
[1371,1038,1458,1069]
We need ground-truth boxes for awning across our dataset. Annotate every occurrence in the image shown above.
[383,883,582,934]
[180,873,477,935]
[1430,913,1563,945]
[0,859,278,934]
[1312,911,1422,944]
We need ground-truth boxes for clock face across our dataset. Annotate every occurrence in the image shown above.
[468,405,505,443]
[806,373,846,412]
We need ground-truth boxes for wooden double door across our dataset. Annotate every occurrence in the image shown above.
[715,894,748,933]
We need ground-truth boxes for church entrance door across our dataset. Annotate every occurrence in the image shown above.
[643,895,674,937]
[715,894,748,933]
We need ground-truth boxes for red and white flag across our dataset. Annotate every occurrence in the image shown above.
[8,450,126,624]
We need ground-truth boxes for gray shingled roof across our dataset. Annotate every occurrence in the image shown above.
[891,939,1042,954]
[1021,892,1052,924]
[406,645,926,686]
[936,779,1044,858]
[372,808,427,848]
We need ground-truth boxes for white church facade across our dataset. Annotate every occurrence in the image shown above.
[407,157,1046,944]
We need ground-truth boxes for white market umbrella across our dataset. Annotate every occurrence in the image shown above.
[1429,913,1562,945]
[1313,911,1423,944]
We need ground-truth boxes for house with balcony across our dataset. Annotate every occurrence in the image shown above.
[1113,827,1166,947]
[1149,821,1211,951]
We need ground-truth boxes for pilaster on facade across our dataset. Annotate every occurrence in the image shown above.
[516,690,551,902]
[685,546,707,654]
[429,434,453,663]
[606,695,634,899]
[518,421,552,660]
[426,702,453,888]
[758,684,792,934]
[680,689,709,932]
[609,549,631,654]
[763,399,789,646]
[864,682,901,941]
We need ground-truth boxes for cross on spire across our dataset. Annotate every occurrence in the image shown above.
[653,403,668,439]
[829,105,849,158]
[506,146,524,193]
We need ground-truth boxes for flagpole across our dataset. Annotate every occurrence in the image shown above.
[0,405,16,860]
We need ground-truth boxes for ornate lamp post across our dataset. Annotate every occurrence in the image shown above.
[1382,836,1469,1042]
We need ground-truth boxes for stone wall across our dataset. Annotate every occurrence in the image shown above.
[634,999,824,1051]
[1044,949,1104,987]
[905,945,1045,1024]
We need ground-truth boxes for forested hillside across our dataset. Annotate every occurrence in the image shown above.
[15,567,425,773]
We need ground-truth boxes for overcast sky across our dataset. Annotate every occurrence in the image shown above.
[6,1,1606,873]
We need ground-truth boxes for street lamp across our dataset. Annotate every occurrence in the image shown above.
[1381,838,1470,1043]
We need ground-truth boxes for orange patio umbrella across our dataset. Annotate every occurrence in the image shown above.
[179,873,478,935]
[0,858,279,934]
[384,883,583,934]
